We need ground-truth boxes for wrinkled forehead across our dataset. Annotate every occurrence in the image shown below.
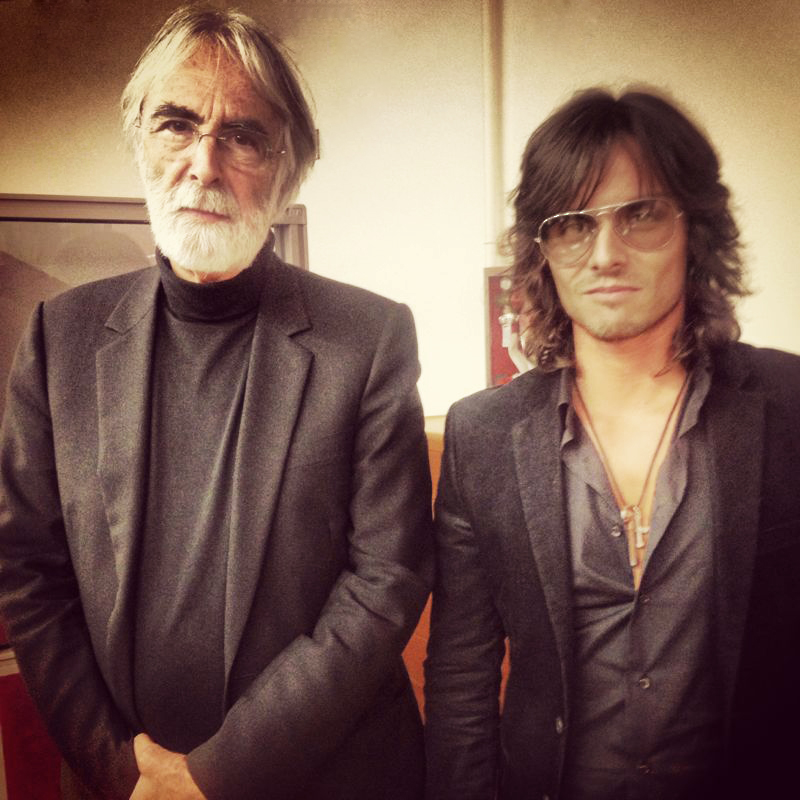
[142,43,277,127]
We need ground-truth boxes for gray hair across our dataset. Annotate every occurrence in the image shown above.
[121,4,317,211]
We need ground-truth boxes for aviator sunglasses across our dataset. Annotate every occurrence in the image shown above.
[535,197,684,267]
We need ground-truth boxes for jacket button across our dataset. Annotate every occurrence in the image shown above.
[637,676,652,689]
[555,716,565,735]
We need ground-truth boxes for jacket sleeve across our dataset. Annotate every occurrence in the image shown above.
[186,301,434,799]
[423,407,506,800]
[0,305,139,799]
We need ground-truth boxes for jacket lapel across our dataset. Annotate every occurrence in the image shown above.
[510,348,766,731]
[96,267,160,717]
[511,373,575,675]
[222,259,313,691]
[705,347,765,727]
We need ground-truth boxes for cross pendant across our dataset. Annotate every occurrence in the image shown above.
[621,505,650,549]
[631,505,649,549]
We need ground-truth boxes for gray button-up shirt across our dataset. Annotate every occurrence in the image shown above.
[558,365,724,800]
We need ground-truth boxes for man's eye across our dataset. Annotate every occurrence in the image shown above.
[626,201,660,225]
[157,119,194,135]
[555,216,592,240]
[566,217,591,233]
[225,131,262,151]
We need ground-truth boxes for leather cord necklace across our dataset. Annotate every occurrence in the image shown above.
[573,373,689,581]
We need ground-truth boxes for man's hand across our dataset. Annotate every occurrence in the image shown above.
[130,734,206,799]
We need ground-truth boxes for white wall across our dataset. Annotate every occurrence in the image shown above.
[275,0,487,414]
[1,0,798,414]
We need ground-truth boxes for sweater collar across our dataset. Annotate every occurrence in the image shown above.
[157,245,271,323]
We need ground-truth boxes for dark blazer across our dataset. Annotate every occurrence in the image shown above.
[424,342,800,800]
[0,253,433,800]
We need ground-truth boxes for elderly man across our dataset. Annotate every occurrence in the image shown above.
[424,88,800,800]
[0,6,432,800]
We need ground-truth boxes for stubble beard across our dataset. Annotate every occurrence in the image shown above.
[573,293,685,344]
[141,161,280,277]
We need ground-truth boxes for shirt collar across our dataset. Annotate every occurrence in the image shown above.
[557,356,714,451]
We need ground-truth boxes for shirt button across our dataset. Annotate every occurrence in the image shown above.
[637,676,652,689]
[610,525,622,538]
[637,762,653,775]
[640,594,651,604]
[555,716,564,735]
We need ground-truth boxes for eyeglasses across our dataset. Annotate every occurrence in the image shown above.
[535,197,683,267]
[141,118,286,169]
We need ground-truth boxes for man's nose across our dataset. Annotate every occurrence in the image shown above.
[587,217,626,271]
[187,134,223,186]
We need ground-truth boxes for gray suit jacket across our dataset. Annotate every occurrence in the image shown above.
[0,253,433,799]
[424,342,800,799]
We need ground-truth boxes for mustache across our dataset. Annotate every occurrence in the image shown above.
[161,183,239,218]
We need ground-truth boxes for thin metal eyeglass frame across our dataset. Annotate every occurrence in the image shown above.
[535,196,684,266]
[137,121,287,164]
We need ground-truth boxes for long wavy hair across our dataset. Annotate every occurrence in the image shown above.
[504,87,749,371]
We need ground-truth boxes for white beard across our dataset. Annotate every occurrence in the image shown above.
[142,172,278,277]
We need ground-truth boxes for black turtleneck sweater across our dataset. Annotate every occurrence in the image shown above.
[133,255,267,753]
